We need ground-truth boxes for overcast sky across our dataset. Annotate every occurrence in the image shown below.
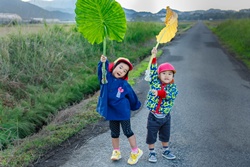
[22,0,250,13]
[117,0,250,13]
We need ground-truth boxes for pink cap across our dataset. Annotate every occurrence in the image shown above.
[157,62,176,74]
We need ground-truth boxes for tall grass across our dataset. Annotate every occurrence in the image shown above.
[211,19,250,66]
[0,22,164,149]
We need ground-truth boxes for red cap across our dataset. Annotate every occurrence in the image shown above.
[114,57,133,71]
[157,62,176,74]
[108,57,133,80]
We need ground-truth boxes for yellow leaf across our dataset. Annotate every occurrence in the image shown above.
[165,6,173,24]
[145,7,178,81]
[156,7,178,44]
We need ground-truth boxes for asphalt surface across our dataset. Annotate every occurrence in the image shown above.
[59,21,250,167]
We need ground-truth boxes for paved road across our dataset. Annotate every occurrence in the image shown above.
[60,21,250,167]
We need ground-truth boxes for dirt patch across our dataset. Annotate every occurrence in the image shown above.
[30,119,109,167]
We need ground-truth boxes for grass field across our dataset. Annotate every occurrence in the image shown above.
[206,19,250,67]
[0,23,74,37]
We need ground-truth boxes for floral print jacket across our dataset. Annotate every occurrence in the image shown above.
[146,58,178,115]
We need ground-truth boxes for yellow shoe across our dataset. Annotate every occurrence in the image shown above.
[127,148,143,165]
[111,150,122,161]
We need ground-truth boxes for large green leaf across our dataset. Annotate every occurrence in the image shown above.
[75,0,127,44]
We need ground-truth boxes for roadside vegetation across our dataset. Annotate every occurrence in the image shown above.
[205,19,250,68]
[0,21,192,166]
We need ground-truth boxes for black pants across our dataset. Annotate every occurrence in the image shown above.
[109,120,134,138]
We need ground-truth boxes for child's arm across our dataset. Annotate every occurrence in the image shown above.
[151,89,167,98]
[150,47,157,66]
[155,84,178,101]
[126,84,141,111]
[98,55,109,82]
[167,84,178,101]
[100,55,107,63]
[151,47,157,57]
[150,47,159,84]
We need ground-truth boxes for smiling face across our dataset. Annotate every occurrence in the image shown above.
[159,70,174,84]
[112,62,130,79]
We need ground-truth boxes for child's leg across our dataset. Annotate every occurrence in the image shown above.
[112,138,120,150]
[127,135,143,165]
[146,113,159,152]
[148,143,155,155]
[159,114,171,147]
[159,114,176,159]
[161,141,168,147]
[161,141,169,152]
[148,143,155,149]
[109,120,121,149]
[111,138,122,161]
[120,120,137,150]
[148,144,157,163]
[109,121,122,160]
[128,134,137,149]
[121,120,143,165]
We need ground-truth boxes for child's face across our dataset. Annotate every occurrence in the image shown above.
[112,62,129,79]
[159,70,174,84]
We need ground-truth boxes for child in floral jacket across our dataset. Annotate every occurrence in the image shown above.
[146,47,178,163]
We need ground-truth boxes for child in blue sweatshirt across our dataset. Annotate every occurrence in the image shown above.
[96,55,143,165]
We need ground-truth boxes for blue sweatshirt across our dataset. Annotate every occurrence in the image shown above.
[96,60,141,120]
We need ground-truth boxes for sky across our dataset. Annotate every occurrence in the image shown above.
[22,0,250,13]
[116,0,250,13]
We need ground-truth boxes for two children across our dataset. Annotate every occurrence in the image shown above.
[96,47,178,164]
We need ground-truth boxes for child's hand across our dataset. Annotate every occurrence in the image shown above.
[100,55,107,62]
[151,89,158,96]
[151,47,157,57]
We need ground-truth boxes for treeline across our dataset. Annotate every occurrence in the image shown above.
[178,9,250,20]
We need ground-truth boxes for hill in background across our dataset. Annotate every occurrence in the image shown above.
[0,0,74,21]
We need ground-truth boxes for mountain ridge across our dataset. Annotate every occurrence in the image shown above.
[0,0,74,21]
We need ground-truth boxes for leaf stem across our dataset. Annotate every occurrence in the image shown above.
[102,26,108,84]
